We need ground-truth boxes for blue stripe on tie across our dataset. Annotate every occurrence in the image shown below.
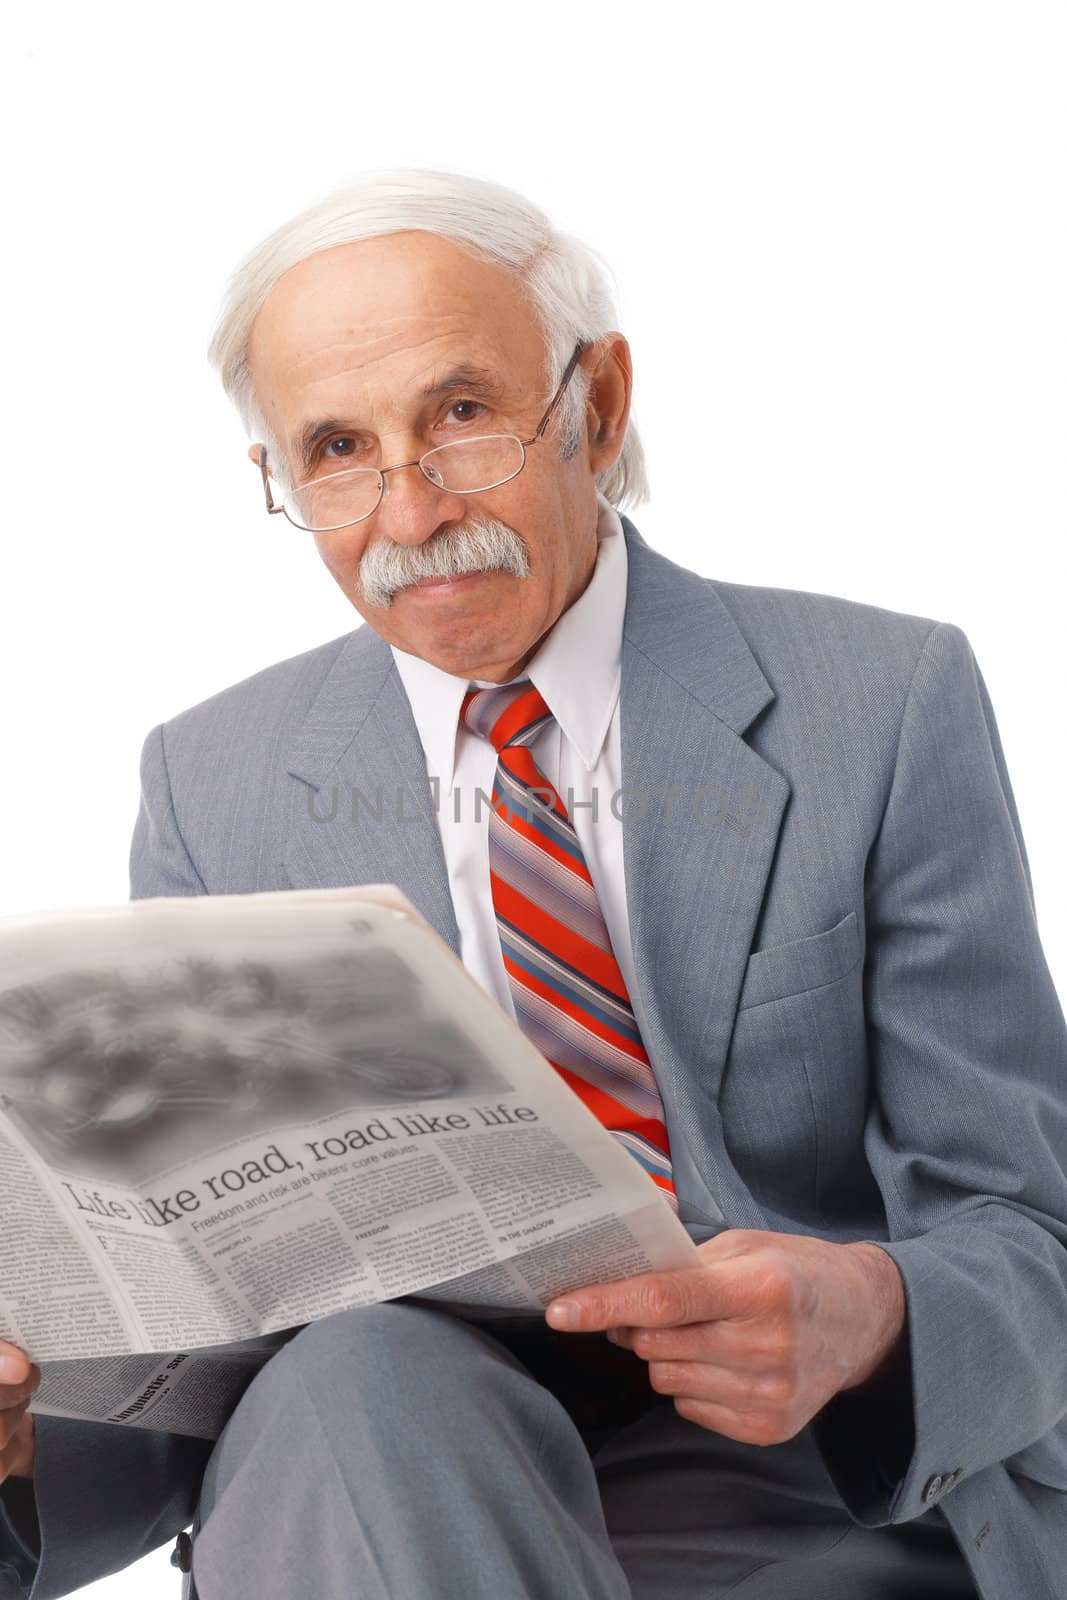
[494,791,587,865]
[508,710,555,748]
[494,766,583,854]
[612,1131,674,1180]
[496,919,643,1043]
[498,918,639,1034]
[502,937,644,1047]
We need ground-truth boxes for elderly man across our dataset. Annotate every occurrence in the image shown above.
[1,168,1065,1600]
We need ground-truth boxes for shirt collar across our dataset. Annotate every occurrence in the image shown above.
[391,491,627,791]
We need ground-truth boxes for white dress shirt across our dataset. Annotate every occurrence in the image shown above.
[390,491,639,1023]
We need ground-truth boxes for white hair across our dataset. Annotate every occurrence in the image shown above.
[206,167,649,508]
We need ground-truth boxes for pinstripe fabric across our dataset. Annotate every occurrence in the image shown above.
[461,678,678,1213]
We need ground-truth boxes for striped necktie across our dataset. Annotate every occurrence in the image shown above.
[460,678,678,1214]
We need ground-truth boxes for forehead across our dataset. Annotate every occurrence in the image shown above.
[246,231,544,418]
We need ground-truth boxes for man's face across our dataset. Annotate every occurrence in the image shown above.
[245,231,629,681]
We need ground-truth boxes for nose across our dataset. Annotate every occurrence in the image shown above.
[373,459,468,546]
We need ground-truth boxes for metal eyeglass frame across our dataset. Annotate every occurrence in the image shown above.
[259,338,590,532]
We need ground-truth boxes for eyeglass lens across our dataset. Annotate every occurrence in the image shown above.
[281,435,526,532]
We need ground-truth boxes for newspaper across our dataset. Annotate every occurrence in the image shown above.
[0,885,702,1440]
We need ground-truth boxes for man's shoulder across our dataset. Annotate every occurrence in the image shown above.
[627,530,944,676]
[154,625,366,767]
[706,574,946,697]
[710,574,940,652]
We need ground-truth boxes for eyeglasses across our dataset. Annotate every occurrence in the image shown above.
[259,340,589,533]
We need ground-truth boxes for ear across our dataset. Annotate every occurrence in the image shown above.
[584,333,632,476]
[247,443,265,468]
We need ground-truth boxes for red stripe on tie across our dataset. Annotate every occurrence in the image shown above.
[491,873,628,1001]
[503,746,574,826]
[500,950,653,1067]
[550,1063,672,1161]
[486,686,549,752]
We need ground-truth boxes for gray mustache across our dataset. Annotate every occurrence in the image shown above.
[359,518,530,608]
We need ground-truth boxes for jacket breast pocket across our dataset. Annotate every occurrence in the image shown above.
[721,910,867,1224]
[737,909,862,1010]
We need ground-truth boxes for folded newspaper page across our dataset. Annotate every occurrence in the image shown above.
[0,885,701,1439]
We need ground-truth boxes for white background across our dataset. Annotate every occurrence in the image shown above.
[2,2,1064,1594]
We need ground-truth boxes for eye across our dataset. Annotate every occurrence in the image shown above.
[448,400,485,423]
[323,436,359,460]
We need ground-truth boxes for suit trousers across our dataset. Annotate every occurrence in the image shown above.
[188,1300,980,1599]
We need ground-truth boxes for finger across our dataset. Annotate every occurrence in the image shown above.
[0,1400,30,1451]
[638,1312,800,1371]
[0,1413,35,1483]
[0,1375,39,1409]
[609,1324,783,1371]
[646,1358,767,1405]
[672,1393,794,1447]
[0,1348,31,1385]
[653,1351,803,1413]
[627,1324,719,1362]
[546,1263,724,1334]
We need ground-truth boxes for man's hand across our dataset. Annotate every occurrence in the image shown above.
[0,1341,39,1483]
[545,1230,907,1445]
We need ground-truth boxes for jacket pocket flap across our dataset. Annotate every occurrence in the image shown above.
[738,909,861,1010]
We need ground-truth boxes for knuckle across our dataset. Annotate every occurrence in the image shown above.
[754,1370,797,1408]
[737,1408,783,1446]
[641,1287,673,1322]
[768,1272,794,1316]
[647,1361,676,1393]
[752,1256,791,1308]
[756,1330,793,1365]
[648,1282,688,1324]
[754,1404,798,1445]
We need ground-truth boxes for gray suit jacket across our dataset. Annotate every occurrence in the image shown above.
[3,516,1065,1600]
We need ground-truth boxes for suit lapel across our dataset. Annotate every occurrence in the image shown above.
[282,517,790,1232]
[282,627,461,958]
[618,518,790,1230]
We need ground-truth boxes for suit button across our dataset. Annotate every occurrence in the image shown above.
[171,1531,193,1572]
[945,1468,963,1490]
[922,1474,945,1504]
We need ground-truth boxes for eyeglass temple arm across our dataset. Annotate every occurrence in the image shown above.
[259,446,284,514]
[530,340,590,442]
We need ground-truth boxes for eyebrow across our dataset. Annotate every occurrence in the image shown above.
[293,364,509,476]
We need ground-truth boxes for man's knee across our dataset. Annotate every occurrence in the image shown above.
[214,1301,532,1465]
[197,1302,551,1532]
[277,1300,523,1400]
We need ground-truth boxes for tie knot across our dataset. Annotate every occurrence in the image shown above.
[460,678,553,754]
